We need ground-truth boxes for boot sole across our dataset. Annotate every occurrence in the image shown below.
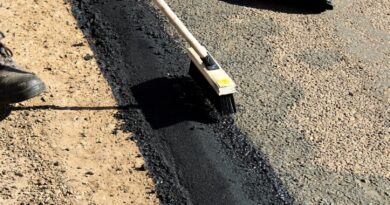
[2,82,46,104]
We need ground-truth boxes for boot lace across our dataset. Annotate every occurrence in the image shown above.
[0,32,13,58]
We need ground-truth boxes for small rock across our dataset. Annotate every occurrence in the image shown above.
[14,171,23,177]
[85,171,94,176]
[72,42,84,47]
[134,164,145,171]
[83,54,94,61]
[35,119,43,123]
[147,189,155,194]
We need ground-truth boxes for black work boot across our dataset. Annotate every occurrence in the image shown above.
[0,32,46,104]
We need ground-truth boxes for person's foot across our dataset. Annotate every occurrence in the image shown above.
[0,32,46,104]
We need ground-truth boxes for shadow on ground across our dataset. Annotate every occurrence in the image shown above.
[0,105,11,121]
[10,105,136,111]
[0,104,135,121]
[220,0,332,14]
[132,77,217,129]
[67,0,294,204]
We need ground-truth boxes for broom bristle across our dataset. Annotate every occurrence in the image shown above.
[188,61,236,115]
[217,94,236,115]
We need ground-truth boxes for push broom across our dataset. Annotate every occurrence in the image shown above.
[154,0,237,115]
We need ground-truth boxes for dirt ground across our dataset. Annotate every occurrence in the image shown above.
[0,1,158,204]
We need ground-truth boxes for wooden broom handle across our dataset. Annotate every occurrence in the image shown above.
[154,0,208,58]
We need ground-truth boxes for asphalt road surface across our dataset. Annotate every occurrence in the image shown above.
[72,0,389,204]
[163,0,389,203]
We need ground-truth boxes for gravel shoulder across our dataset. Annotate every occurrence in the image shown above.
[0,1,158,204]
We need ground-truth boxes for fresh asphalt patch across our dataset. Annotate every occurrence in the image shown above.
[70,0,293,204]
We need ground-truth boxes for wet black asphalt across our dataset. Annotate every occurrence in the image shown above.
[70,0,293,204]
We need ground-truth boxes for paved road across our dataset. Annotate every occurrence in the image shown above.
[163,0,390,203]
[73,0,389,204]
[72,0,290,204]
